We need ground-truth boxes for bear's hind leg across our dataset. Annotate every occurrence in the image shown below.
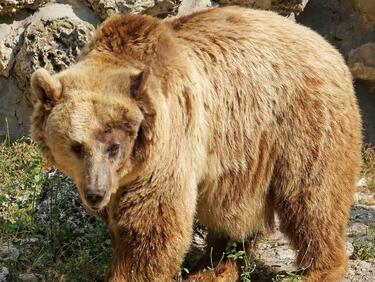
[274,178,353,282]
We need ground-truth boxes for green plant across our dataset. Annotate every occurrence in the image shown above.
[351,225,375,261]
[273,271,303,282]
[224,241,256,282]
[0,137,45,239]
[0,137,111,281]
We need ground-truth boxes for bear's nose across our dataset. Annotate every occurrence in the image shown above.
[86,190,106,207]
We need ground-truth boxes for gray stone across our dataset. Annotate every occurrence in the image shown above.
[344,260,375,282]
[0,0,48,16]
[0,266,8,282]
[214,0,309,19]
[354,190,375,206]
[257,245,296,272]
[357,178,368,188]
[142,0,177,18]
[0,13,32,77]
[349,205,375,226]
[19,273,38,281]
[346,241,354,257]
[0,243,19,262]
[348,222,370,238]
[177,0,212,16]
[84,0,129,19]
[32,1,99,25]
[348,43,375,82]
[14,15,95,93]
[84,0,168,20]
[216,0,271,10]
[0,76,31,140]
[271,0,309,18]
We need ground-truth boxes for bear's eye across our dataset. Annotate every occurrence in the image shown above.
[71,143,84,158]
[107,143,120,158]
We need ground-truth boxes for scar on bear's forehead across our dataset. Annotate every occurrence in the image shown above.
[96,121,139,143]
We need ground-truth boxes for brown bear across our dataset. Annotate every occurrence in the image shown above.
[30,6,362,282]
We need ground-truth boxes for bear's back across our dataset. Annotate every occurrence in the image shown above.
[168,7,361,198]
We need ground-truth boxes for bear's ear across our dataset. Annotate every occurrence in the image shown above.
[129,67,156,144]
[129,67,151,98]
[31,68,62,107]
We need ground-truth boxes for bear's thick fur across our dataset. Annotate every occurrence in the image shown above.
[30,6,362,281]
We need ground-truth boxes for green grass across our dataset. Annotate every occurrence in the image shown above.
[0,137,44,239]
[351,224,375,261]
[0,137,111,281]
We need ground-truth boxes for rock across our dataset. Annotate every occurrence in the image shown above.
[214,0,309,19]
[31,1,99,24]
[349,204,375,226]
[344,259,375,282]
[271,0,309,18]
[346,241,354,257]
[0,243,20,262]
[14,15,95,93]
[215,0,271,10]
[84,0,172,20]
[0,266,9,282]
[0,76,31,140]
[143,0,176,18]
[0,13,32,77]
[357,178,368,188]
[354,191,375,205]
[256,221,297,273]
[348,43,375,82]
[177,0,212,16]
[18,273,38,281]
[84,0,130,19]
[354,0,375,22]
[257,244,296,272]
[0,0,48,16]
[348,222,370,238]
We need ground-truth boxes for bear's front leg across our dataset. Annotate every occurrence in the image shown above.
[108,178,196,282]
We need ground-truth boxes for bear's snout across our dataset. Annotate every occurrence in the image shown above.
[85,189,106,208]
[82,154,113,209]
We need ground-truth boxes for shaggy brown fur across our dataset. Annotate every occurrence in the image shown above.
[30,6,362,282]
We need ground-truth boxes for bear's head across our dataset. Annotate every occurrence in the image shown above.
[30,56,157,212]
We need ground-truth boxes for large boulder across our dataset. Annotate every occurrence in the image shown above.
[14,14,95,92]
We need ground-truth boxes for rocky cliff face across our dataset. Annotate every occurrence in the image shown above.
[0,0,374,143]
